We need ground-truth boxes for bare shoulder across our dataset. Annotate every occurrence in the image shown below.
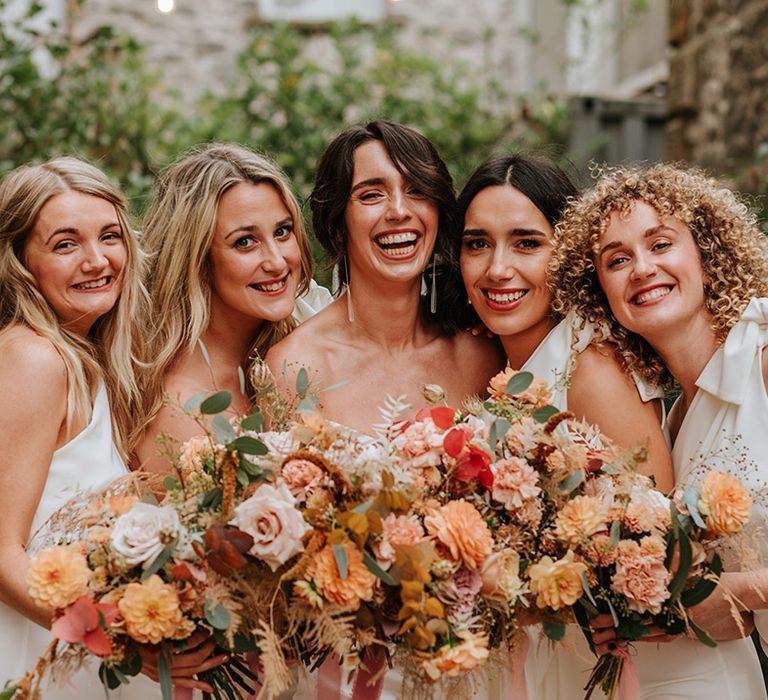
[450,331,507,371]
[0,326,67,394]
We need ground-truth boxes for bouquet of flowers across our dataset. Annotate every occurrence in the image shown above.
[8,390,286,700]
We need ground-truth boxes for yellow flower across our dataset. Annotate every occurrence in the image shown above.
[698,471,752,537]
[307,543,376,610]
[118,575,188,644]
[424,499,493,570]
[27,544,90,609]
[554,496,606,544]
[528,551,587,610]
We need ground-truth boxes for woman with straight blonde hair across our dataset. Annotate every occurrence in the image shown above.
[0,156,147,694]
[132,143,328,473]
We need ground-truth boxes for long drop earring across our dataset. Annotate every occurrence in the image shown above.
[344,255,355,323]
[420,273,428,297]
[430,255,438,314]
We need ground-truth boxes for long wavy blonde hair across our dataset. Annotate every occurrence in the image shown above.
[551,162,768,387]
[133,143,313,450]
[0,157,147,456]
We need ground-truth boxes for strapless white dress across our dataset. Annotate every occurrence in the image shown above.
[0,384,156,698]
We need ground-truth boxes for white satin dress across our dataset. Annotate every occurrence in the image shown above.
[0,384,156,698]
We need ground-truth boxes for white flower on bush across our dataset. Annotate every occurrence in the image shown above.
[111,502,181,568]
[229,482,311,571]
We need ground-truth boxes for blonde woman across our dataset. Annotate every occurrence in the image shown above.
[132,144,328,473]
[0,157,146,695]
[552,163,768,698]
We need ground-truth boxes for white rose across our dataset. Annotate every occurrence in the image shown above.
[110,502,180,568]
[230,482,311,571]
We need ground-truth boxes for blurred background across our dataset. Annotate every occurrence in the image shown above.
[2,0,767,261]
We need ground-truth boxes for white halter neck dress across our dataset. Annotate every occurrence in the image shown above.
[0,383,132,697]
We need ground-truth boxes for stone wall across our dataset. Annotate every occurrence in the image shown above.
[667,0,768,173]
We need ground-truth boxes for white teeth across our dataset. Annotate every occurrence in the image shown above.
[73,277,109,290]
[384,244,416,257]
[377,232,418,246]
[253,278,286,292]
[633,287,671,304]
[486,290,526,303]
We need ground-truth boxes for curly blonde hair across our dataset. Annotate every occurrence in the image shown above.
[551,163,768,387]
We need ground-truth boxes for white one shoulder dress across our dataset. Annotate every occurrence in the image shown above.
[0,383,147,698]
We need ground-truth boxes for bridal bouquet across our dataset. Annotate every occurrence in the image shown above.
[8,391,282,700]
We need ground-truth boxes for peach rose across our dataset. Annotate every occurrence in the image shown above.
[373,513,425,567]
[422,631,490,680]
[230,482,312,571]
[27,544,90,610]
[424,499,493,570]
[491,457,541,510]
[611,554,670,615]
[480,549,526,601]
[698,471,752,537]
[308,543,376,609]
[281,458,325,503]
[554,495,607,544]
[118,575,192,644]
[528,551,587,610]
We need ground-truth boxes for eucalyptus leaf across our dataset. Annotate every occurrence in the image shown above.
[333,543,349,580]
[559,470,584,492]
[241,410,265,432]
[489,418,510,449]
[682,487,706,529]
[141,543,174,580]
[199,487,223,511]
[505,371,533,395]
[205,598,232,630]
[183,393,204,414]
[158,647,173,700]
[609,519,620,547]
[238,365,246,395]
[363,551,397,585]
[198,338,212,367]
[213,414,237,444]
[296,367,309,399]
[236,467,250,487]
[163,476,179,491]
[581,572,597,607]
[668,529,693,601]
[606,598,620,628]
[542,619,566,641]
[688,618,717,647]
[230,435,268,456]
[352,500,372,515]
[297,397,319,413]
[532,405,559,423]
[200,390,232,415]
[321,379,351,393]
[98,664,120,691]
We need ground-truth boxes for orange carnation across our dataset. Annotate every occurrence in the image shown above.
[698,471,752,537]
[27,544,90,610]
[308,543,376,610]
[424,499,492,570]
[118,575,190,644]
[554,495,606,544]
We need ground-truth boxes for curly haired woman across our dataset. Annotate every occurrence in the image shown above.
[551,162,768,698]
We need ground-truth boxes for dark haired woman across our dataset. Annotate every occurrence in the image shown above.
[456,155,673,697]
[266,121,504,433]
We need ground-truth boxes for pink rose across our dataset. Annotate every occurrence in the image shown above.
[281,458,325,503]
[392,420,444,467]
[230,482,311,571]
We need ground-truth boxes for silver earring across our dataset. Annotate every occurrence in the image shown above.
[344,256,354,323]
[420,274,428,297]
[430,256,437,314]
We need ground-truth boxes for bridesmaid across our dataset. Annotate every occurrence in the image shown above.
[0,157,216,695]
[266,120,505,434]
[456,155,674,697]
[552,162,768,698]
[132,144,329,472]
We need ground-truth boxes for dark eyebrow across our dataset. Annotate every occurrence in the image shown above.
[350,177,387,195]
[225,216,293,240]
[45,222,120,245]
[462,227,548,238]
[598,224,674,258]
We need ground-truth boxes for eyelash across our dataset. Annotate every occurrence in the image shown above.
[234,225,294,249]
[53,231,122,251]
[607,241,671,268]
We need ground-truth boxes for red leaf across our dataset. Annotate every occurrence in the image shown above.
[454,446,491,483]
[478,464,494,489]
[443,428,466,458]
[172,562,196,582]
[51,596,99,643]
[430,407,456,431]
[84,627,112,657]
[414,408,432,422]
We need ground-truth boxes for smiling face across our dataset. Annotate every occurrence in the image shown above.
[460,185,555,362]
[596,200,710,342]
[344,140,438,286]
[208,182,301,329]
[23,190,126,336]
